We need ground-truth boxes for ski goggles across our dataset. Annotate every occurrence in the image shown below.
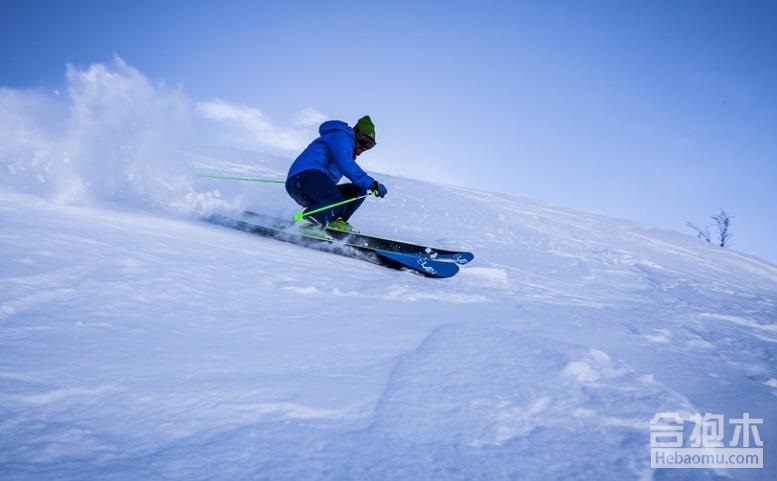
[357,132,376,150]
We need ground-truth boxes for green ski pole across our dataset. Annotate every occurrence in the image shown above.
[200,173,379,222]
[198,174,286,184]
[294,193,375,222]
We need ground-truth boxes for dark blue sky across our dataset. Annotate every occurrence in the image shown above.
[2,0,776,261]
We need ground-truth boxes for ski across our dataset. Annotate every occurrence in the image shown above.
[204,213,460,278]
[242,211,474,265]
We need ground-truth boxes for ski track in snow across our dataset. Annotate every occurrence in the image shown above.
[1,149,776,480]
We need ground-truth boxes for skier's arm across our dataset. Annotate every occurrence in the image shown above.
[329,132,375,190]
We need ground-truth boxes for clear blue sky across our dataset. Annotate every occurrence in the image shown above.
[2,0,776,262]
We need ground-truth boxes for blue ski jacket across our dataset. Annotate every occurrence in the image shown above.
[287,120,375,190]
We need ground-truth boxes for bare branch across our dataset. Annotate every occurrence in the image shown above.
[687,222,711,243]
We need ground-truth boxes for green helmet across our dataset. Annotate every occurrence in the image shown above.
[354,115,376,142]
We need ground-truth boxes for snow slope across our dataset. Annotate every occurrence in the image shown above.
[1,145,775,481]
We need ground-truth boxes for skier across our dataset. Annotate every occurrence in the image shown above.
[285,115,387,233]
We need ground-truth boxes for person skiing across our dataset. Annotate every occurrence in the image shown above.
[285,115,387,233]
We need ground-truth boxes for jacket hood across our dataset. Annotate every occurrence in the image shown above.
[319,120,352,136]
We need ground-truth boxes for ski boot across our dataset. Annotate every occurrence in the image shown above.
[297,219,333,240]
[326,218,358,233]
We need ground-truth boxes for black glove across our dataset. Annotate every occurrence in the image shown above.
[370,181,388,198]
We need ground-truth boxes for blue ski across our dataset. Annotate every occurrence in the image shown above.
[241,211,474,265]
[205,214,460,278]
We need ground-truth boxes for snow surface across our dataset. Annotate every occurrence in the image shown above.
[1,62,775,480]
[1,145,775,481]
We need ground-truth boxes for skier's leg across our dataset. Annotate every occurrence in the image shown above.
[297,171,346,225]
[285,171,315,208]
[336,183,367,222]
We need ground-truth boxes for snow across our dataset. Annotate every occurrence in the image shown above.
[2,63,776,480]
[2,147,775,480]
